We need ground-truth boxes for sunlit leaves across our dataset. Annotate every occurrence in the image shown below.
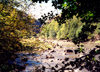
[40,15,85,40]
[0,2,36,52]
[0,3,3,11]
[62,3,67,9]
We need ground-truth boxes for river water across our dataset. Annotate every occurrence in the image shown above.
[11,53,41,72]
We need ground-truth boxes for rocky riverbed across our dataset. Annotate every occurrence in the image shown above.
[11,39,100,72]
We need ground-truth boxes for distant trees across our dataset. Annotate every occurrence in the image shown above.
[40,15,99,43]
[40,16,84,40]
[40,20,59,39]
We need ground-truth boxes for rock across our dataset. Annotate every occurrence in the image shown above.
[64,49,73,53]
[74,50,79,54]
[67,50,73,53]
[96,45,100,48]
[51,50,56,53]
[46,55,54,59]
[48,48,51,50]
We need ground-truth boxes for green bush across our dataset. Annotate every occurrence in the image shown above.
[40,20,59,38]
[40,15,85,40]
[40,15,99,43]
[65,16,85,40]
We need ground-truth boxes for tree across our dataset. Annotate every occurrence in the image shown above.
[0,1,36,51]
[0,2,36,71]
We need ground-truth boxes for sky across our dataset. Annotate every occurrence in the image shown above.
[15,0,61,19]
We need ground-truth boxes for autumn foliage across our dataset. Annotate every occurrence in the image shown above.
[0,3,36,52]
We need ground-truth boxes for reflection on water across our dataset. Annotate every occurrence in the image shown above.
[9,53,41,72]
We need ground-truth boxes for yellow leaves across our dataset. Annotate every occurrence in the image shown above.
[53,21,59,32]
[21,29,27,33]
[5,20,10,25]
[20,38,52,52]
[29,18,35,23]
[0,3,3,11]
[10,9,16,17]
[10,32,15,36]
[0,3,36,52]
[19,21,25,27]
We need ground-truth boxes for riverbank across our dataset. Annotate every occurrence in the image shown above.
[14,37,100,72]
[38,37,100,53]
[33,38,100,72]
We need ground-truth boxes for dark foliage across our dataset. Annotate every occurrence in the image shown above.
[54,0,100,23]
[72,23,97,44]
[31,0,100,24]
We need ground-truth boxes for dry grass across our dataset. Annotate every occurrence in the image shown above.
[19,37,53,53]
